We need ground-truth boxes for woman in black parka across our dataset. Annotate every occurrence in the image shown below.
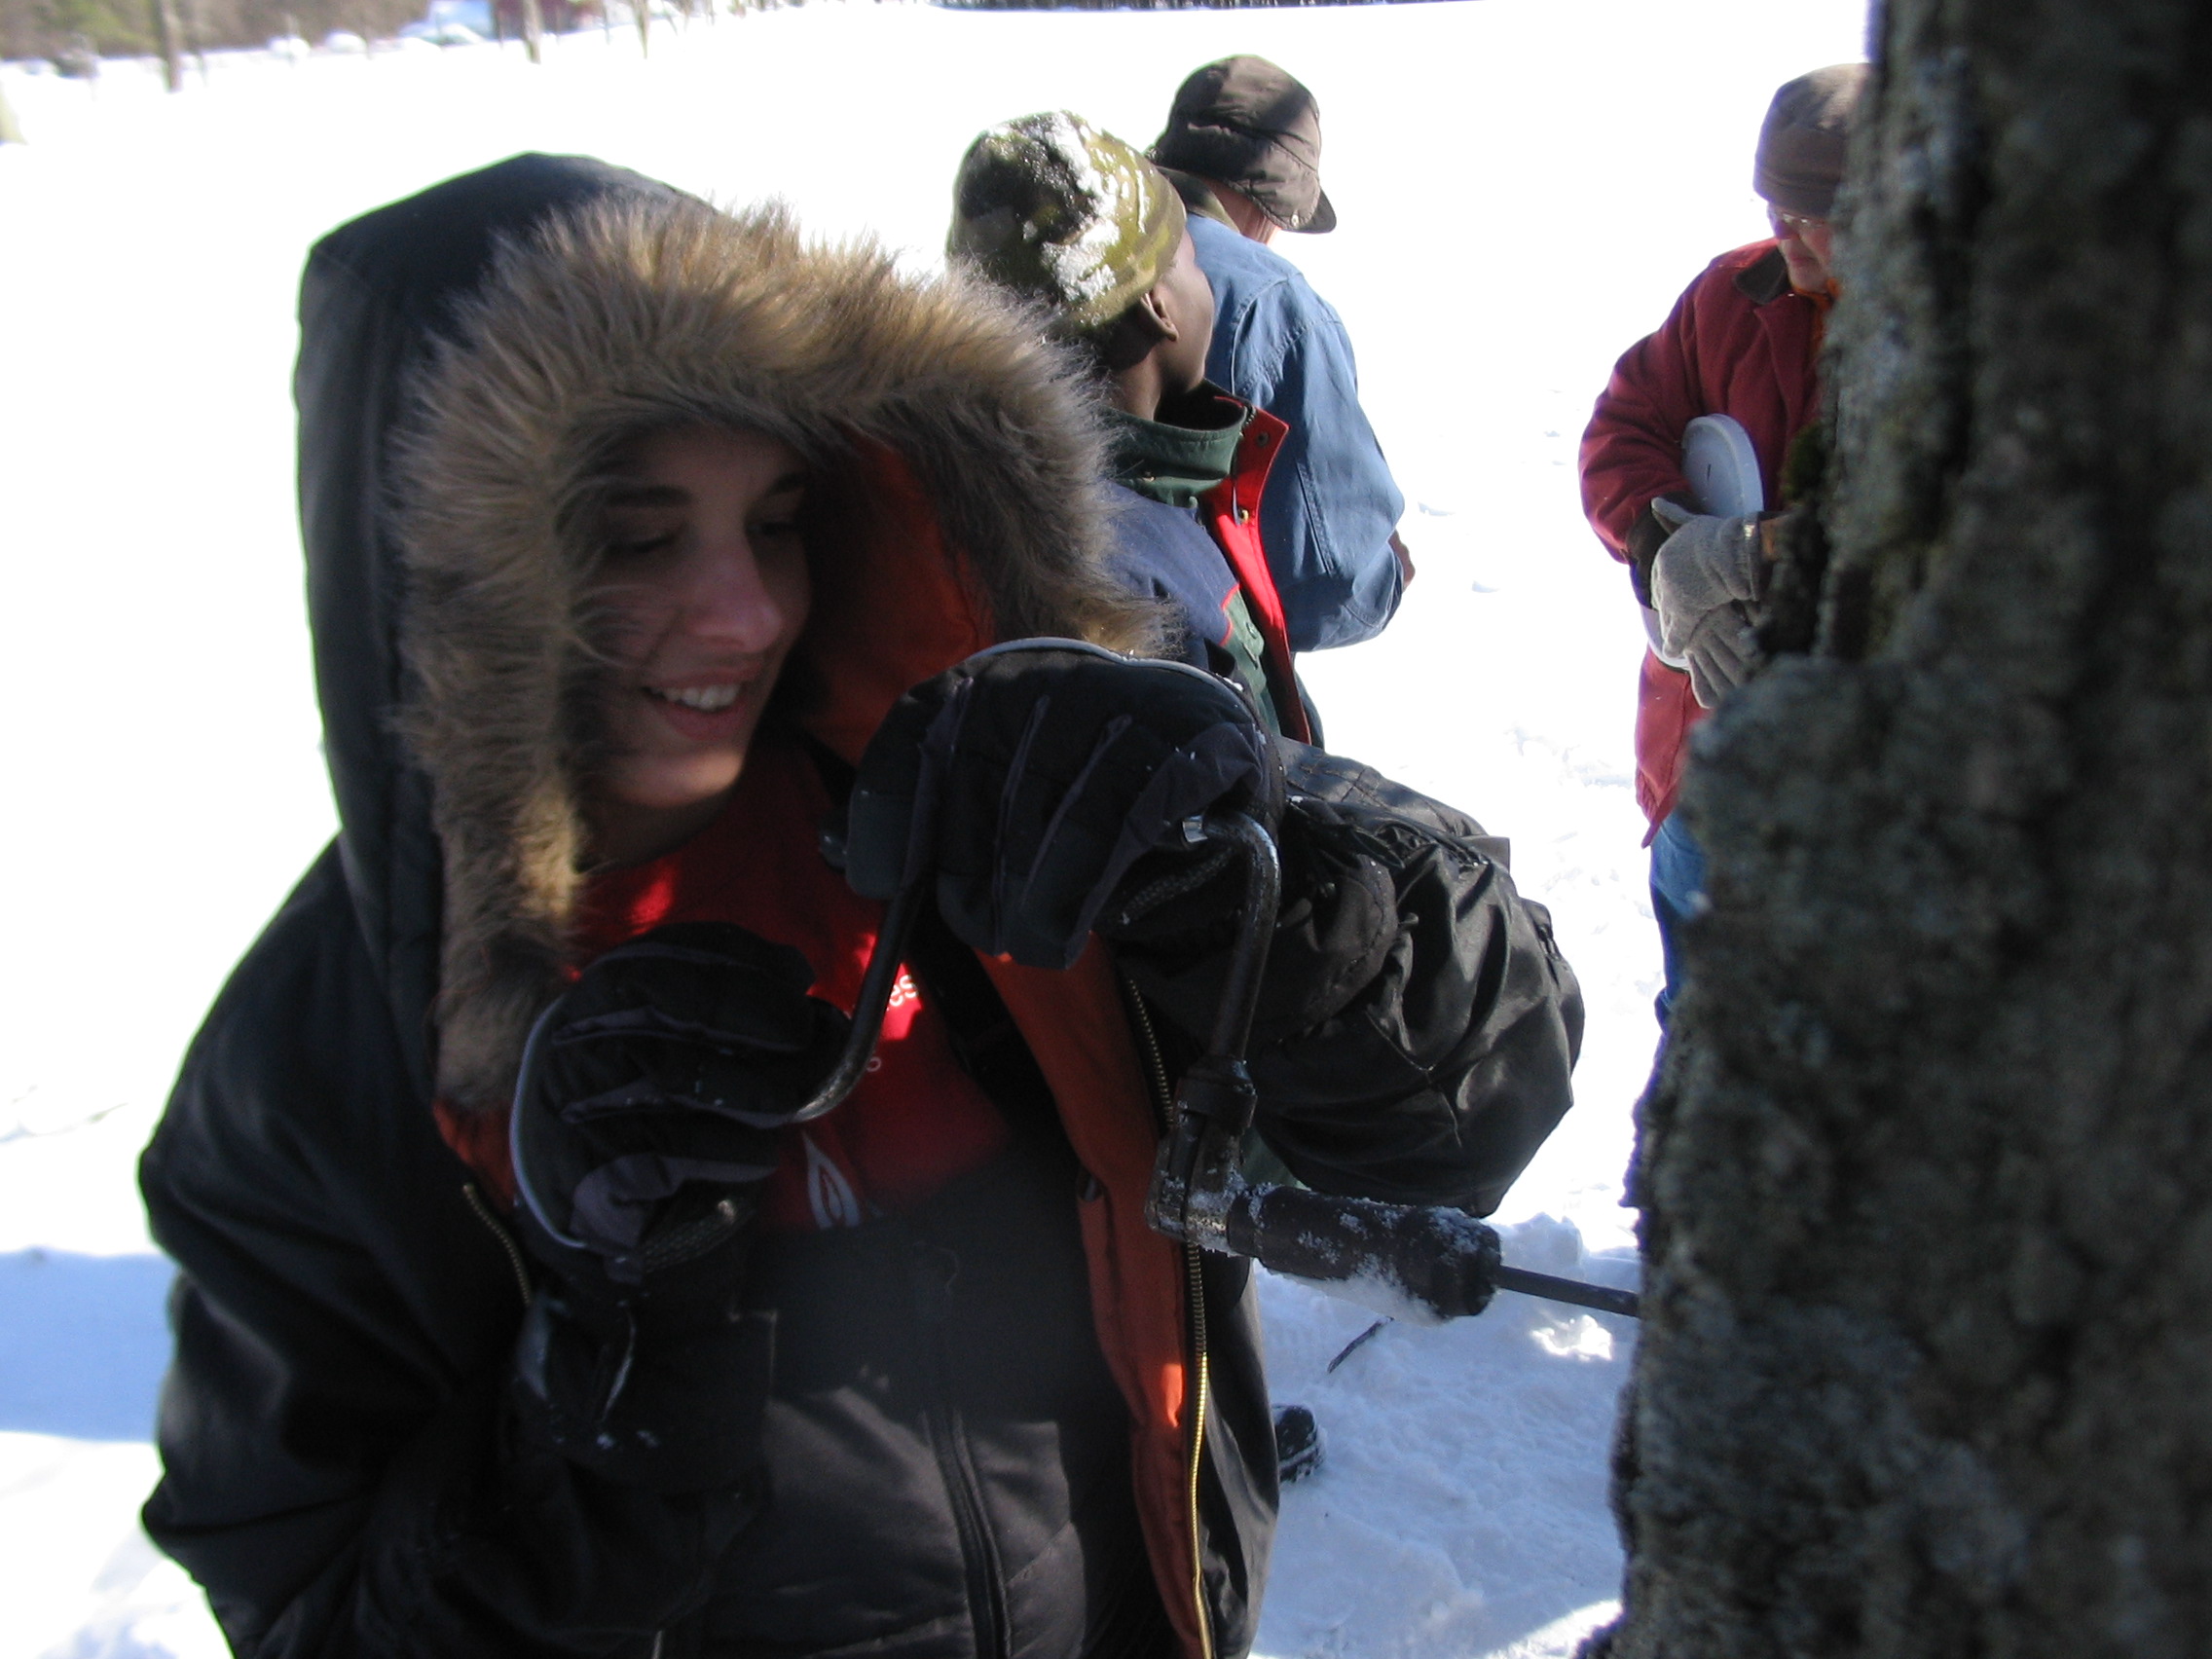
[139,153,1583,1659]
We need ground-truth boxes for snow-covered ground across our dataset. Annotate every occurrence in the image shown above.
[0,3,1867,1653]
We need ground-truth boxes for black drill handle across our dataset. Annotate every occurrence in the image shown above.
[1223,1184,1504,1324]
[1143,812,1642,1323]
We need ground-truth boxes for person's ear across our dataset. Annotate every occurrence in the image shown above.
[1128,285,1176,344]
[1095,293,1171,373]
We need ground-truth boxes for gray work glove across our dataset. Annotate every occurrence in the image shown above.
[1650,497,1765,709]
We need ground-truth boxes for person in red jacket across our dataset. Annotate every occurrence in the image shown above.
[1578,62,1869,1024]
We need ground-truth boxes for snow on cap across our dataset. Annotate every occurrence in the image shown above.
[948,112,1187,339]
[1754,62,1871,219]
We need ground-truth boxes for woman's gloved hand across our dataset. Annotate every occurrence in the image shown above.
[845,641,1283,969]
[1650,497,1767,708]
[507,921,848,1489]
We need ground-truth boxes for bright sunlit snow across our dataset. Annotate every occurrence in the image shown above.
[0,2,1867,1652]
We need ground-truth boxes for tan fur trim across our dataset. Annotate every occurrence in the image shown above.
[395,196,1161,1112]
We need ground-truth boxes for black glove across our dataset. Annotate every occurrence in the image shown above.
[844,640,1283,970]
[508,921,849,1489]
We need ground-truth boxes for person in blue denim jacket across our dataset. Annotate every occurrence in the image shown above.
[1152,56,1411,654]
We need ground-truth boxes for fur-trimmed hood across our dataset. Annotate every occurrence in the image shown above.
[392,189,1159,1112]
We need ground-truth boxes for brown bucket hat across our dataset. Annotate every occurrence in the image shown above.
[1150,55,1336,235]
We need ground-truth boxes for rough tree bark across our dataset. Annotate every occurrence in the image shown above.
[1590,1,2212,1654]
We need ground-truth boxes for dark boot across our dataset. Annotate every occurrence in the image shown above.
[1272,1403,1324,1484]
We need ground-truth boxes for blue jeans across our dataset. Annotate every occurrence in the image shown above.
[1648,811,1708,1029]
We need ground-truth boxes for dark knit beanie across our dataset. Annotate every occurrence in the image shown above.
[947,112,1187,339]
[1753,62,1870,218]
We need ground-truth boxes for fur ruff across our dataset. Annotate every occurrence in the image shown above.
[395,195,1161,1113]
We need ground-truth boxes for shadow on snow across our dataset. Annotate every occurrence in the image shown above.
[0,1249,173,1443]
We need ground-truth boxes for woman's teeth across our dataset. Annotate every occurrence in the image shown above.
[649,684,741,712]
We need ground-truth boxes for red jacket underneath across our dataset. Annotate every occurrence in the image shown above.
[1202,406,1311,745]
[573,745,1013,1233]
[1579,240,1825,829]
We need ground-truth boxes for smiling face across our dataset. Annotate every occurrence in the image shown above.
[589,425,812,865]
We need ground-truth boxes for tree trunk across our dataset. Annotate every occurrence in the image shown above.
[187,0,208,80]
[1592,1,2212,1655]
[150,0,184,90]
[521,0,542,62]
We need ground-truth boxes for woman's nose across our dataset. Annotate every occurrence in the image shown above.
[686,535,793,653]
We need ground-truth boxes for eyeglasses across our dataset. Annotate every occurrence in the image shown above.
[1769,207,1830,238]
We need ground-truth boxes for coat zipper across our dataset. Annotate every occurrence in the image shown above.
[1121,978,1217,1659]
[912,1240,1012,1659]
[462,1182,534,1309]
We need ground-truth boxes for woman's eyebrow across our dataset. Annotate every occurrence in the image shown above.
[604,483,689,507]
[764,472,808,498]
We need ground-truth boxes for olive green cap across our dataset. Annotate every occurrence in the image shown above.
[948,111,1187,339]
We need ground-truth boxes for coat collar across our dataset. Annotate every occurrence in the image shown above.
[1733,242,1794,306]
[1104,384,1254,507]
